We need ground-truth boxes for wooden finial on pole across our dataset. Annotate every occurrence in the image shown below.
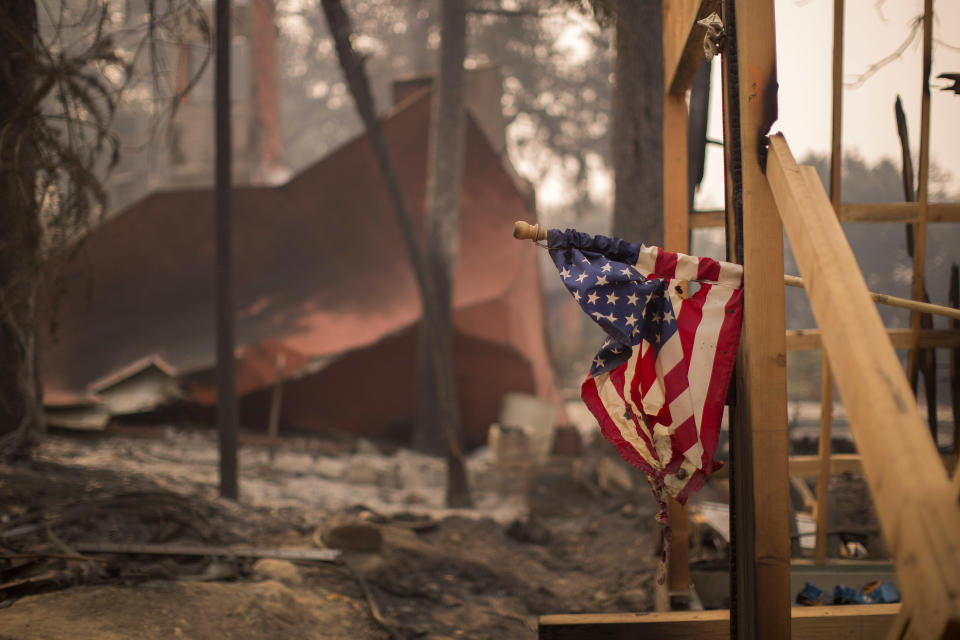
[513,221,547,242]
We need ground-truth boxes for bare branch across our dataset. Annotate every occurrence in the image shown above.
[846,16,921,89]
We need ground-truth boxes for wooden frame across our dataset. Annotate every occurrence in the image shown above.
[540,605,900,640]
[543,0,960,637]
[691,203,960,227]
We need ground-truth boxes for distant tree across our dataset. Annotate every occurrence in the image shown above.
[0,0,209,455]
[610,0,663,246]
[274,0,613,218]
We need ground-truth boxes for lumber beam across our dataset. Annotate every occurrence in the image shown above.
[815,0,844,566]
[786,328,960,352]
[839,202,960,224]
[538,605,900,640]
[689,203,960,228]
[766,134,960,638]
[663,0,720,96]
[690,209,725,228]
[787,453,957,478]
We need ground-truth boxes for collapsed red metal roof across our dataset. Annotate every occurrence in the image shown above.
[39,89,559,447]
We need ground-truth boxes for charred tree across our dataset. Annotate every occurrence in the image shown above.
[0,2,209,457]
[0,0,44,455]
[611,0,663,246]
[321,0,471,507]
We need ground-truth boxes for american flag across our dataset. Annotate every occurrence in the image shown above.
[548,229,743,507]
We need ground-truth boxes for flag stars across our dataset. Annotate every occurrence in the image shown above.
[572,290,581,301]
[560,267,571,279]
[626,293,639,305]
[593,356,605,368]
[600,262,612,273]
[663,310,675,323]
[625,314,638,327]
[587,292,600,304]
[605,291,620,305]
[596,275,609,286]
[576,272,588,283]
[621,266,634,276]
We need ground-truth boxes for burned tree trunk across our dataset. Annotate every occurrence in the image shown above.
[611,0,663,246]
[321,0,471,507]
[0,0,45,455]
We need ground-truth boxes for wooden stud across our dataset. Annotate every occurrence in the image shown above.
[815,0,844,566]
[690,203,960,227]
[766,134,960,638]
[689,209,725,228]
[813,353,833,565]
[664,93,690,254]
[663,0,721,96]
[786,328,960,352]
[711,452,957,479]
[661,16,693,592]
[667,498,690,593]
[950,265,959,457]
[722,1,792,636]
[538,605,900,640]
[906,0,934,404]
[841,202,960,224]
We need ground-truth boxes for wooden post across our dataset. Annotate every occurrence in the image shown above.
[815,0,844,567]
[664,94,689,255]
[667,498,690,594]
[813,363,833,565]
[721,0,792,636]
[951,265,959,457]
[906,0,933,427]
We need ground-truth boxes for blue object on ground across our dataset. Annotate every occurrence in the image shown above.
[796,581,824,606]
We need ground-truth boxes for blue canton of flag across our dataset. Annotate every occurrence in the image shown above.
[554,247,678,378]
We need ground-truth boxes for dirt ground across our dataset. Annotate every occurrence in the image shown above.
[0,427,666,639]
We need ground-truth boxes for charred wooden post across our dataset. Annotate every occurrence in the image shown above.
[215,0,238,500]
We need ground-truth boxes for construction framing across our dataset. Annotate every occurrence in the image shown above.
[539,0,960,637]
